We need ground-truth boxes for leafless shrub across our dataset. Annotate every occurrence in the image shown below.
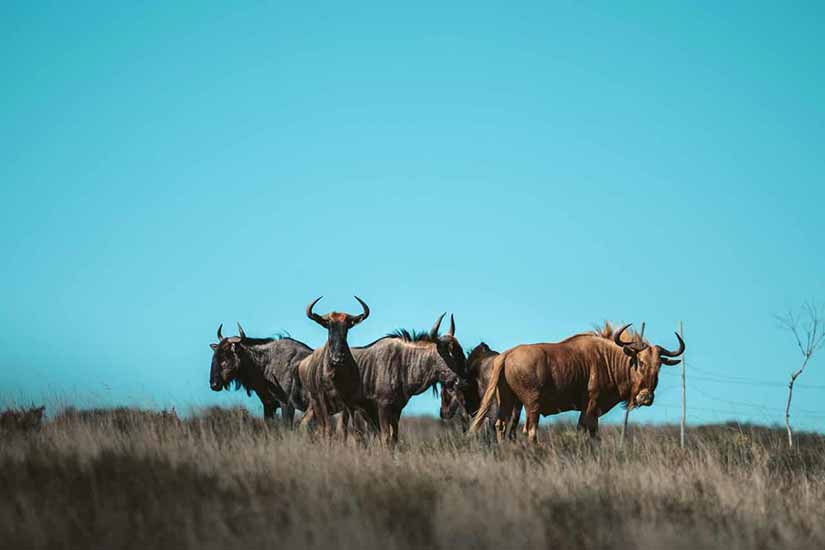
[776,302,825,448]
[0,405,45,434]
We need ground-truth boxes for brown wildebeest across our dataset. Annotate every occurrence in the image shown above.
[440,343,522,437]
[469,322,685,443]
[297,296,370,439]
[209,323,313,423]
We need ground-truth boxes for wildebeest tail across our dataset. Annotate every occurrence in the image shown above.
[468,353,505,433]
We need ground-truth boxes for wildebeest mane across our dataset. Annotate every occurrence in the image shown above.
[237,336,275,345]
[552,321,650,346]
[273,335,312,351]
[235,333,312,348]
[386,328,438,343]
[355,329,438,349]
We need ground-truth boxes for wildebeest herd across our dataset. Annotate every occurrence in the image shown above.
[209,297,685,445]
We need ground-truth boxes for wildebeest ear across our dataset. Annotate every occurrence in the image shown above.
[622,346,636,357]
[661,357,681,366]
[210,343,218,351]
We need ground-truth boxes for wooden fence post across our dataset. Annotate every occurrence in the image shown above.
[621,321,644,447]
[680,320,686,449]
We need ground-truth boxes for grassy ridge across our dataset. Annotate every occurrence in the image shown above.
[1,406,824,550]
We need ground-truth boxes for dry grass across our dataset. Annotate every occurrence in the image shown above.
[2,406,824,550]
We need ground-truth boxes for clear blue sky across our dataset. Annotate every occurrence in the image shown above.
[2,2,824,429]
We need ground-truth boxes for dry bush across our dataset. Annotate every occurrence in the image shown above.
[0,405,45,434]
[0,406,823,550]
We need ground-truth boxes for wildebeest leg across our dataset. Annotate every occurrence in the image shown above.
[507,403,523,440]
[358,403,380,440]
[282,404,296,428]
[308,397,330,438]
[299,405,315,430]
[495,389,516,444]
[525,405,540,445]
[263,402,277,421]
[377,406,393,446]
[389,409,401,445]
[340,406,351,442]
[485,416,496,438]
[577,400,599,438]
[320,398,336,439]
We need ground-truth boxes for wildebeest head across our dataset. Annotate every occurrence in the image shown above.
[430,313,468,379]
[613,323,685,408]
[306,296,369,366]
[439,381,466,421]
[209,323,247,391]
[440,342,488,421]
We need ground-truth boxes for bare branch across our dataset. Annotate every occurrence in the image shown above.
[778,300,823,448]
[776,303,825,359]
[776,310,807,358]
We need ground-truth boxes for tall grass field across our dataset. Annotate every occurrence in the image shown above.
[1,406,823,550]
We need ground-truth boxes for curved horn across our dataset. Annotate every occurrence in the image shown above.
[613,323,633,347]
[430,312,446,339]
[349,296,370,325]
[448,314,455,337]
[217,324,224,341]
[306,296,327,327]
[237,322,246,340]
[657,332,685,357]
[614,322,647,353]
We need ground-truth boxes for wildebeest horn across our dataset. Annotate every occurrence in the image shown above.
[237,322,246,340]
[349,296,370,325]
[430,313,446,339]
[306,296,327,327]
[613,323,632,347]
[657,332,685,357]
[448,314,455,337]
[614,323,646,352]
[217,324,224,340]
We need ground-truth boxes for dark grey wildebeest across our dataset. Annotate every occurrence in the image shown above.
[302,313,469,445]
[297,296,370,439]
[440,342,522,437]
[209,323,313,424]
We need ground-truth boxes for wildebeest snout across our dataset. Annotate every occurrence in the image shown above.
[635,389,653,406]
